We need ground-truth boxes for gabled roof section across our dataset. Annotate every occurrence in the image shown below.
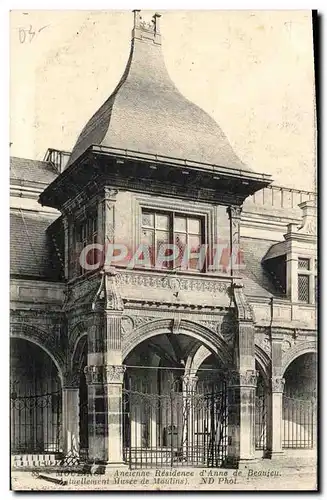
[240,237,286,298]
[10,211,63,281]
[10,157,58,186]
[66,11,250,172]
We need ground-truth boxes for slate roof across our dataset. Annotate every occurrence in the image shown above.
[67,17,249,173]
[10,211,63,280]
[240,237,285,298]
[10,157,58,186]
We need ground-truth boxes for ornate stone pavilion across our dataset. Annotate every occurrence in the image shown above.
[10,11,317,470]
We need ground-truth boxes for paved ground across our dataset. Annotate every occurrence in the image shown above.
[11,460,318,492]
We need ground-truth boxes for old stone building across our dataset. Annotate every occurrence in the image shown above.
[10,11,317,470]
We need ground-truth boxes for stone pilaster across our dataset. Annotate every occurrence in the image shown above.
[269,332,285,457]
[226,369,258,466]
[182,374,198,461]
[62,386,80,457]
[84,364,107,462]
[270,376,285,456]
[104,364,126,465]
[227,205,242,276]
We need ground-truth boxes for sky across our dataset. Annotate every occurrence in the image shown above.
[10,10,316,191]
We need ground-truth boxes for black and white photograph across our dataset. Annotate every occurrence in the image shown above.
[9,9,318,491]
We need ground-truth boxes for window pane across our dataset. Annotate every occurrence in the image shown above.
[174,233,186,269]
[175,216,187,233]
[156,230,170,268]
[142,211,154,228]
[188,218,201,235]
[141,229,154,246]
[298,274,309,302]
[155,230,169,249]
[298,258,310,270]
[188,235,202,270]
[156,214,169,230]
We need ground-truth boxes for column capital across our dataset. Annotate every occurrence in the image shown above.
[182,374,199,391]
[229,369,258,388]
[63,371,80,389]
[84,365,103,385]
[104,364,126,384]
[271,376,285,393]
[227,205,243,220]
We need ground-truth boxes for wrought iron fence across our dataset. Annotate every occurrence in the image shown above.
[282,395,316,449]
[255,394,267,450]
[122,374,228,469]
[10,390,62,454]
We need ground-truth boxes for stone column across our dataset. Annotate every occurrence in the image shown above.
[182,374,198,461]
[104,364,126,465]
[269,333,285,457]
[270,376,285,456]
[84,364,107,463]
[62,386,80,457]
[227,369,258,466]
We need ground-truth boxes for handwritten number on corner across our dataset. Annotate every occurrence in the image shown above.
[19,25,36,43]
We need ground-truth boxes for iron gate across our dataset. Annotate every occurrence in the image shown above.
[122,374,228,468]
[255,394,267,450]
[282,395,316,449]
[10,390,62,453]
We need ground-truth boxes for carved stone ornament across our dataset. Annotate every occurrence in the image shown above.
[104,365,126,384]
[271,376,285,393]
[121,316,135,337]
[228,369,258,388]
[116,272,229,293]
[92,271,124,311]
[232,283,253,322]
[240,370,258,387]
[63,371,80,388]
[84,365,103,385]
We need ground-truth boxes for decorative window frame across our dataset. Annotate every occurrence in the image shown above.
[131,194,220,274]
[297,256,317,304]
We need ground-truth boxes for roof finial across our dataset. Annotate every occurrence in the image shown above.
[132,10,162,45]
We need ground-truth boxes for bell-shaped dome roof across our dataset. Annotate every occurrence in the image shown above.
[66,11,249,172]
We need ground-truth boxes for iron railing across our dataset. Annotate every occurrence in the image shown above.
[282,395,316,449]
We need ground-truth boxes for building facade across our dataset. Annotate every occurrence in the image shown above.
[10,11,317,470]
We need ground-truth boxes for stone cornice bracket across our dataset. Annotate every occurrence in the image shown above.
[232,282,253,322]
[104,187,119,203]
[105,271,124,311]
[104,364,126,384]
[84,365,103,385]
[92,270,124,312]
[271,376,285,393]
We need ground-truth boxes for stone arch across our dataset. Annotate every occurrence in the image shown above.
[255,344,271,386]
[71,333,88,373]
[281,341,317,376]
[69,318,92,353]
[10,322,65,383]
[185,344,212,374]
[122,318,232,366]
